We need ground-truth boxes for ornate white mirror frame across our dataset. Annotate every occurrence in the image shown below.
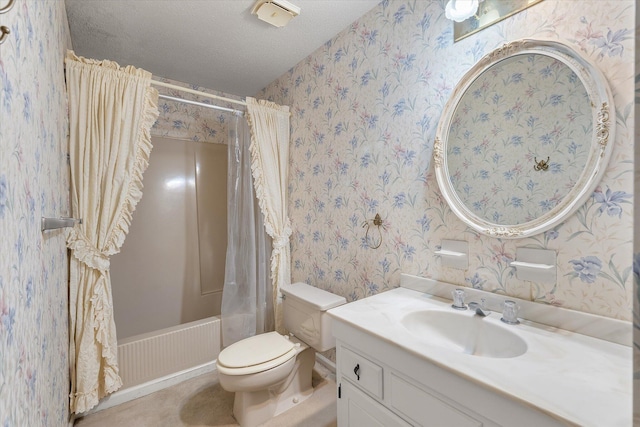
[434,39,614,239]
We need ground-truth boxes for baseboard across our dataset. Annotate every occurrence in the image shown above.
[75,360,217,419]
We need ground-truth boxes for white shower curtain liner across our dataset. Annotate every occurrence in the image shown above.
[221,115,272,347]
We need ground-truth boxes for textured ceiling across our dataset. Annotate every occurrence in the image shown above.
[65,0,381,96]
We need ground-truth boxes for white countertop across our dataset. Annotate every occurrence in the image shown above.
[327,286,632,427]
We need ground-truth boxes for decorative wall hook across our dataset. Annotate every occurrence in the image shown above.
[362,213,383,249]
[533,156,549,171]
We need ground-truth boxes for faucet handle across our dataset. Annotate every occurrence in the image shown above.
[451,288,467,310]
[501,300,520,325]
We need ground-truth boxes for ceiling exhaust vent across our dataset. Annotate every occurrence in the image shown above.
[251,0,301,28]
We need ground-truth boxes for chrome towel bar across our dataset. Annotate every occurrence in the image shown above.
[41,217,82,231]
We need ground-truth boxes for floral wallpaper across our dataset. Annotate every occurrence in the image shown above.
[633,8,640,419]
[0,0,72,426]
[151,76,244,144]
[0,0,633,423]
[258,0,634,321]
[447,53,592,225]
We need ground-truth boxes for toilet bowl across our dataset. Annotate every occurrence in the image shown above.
[216,282,346,427]
[217,332,300,393]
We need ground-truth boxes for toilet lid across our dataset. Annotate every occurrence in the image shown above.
[217,332,295,369]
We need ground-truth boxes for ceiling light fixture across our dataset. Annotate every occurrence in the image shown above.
[251,0,301,28]
[445,0,480,22]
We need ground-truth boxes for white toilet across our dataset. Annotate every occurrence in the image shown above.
[216,282,346,427]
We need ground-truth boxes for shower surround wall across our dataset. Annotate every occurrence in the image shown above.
[259,0,635,321]
[0,1,72,426]
[110,137,227,339]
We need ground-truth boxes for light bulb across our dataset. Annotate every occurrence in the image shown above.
[445,0,479,22]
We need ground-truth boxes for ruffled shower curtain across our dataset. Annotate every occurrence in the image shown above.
[65,51,159,413]
[221,115,272,347]
[245,97,292,334]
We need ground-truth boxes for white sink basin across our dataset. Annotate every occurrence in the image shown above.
[401,310,527,358]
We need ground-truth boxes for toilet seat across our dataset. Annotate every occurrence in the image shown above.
[217,332,298,376]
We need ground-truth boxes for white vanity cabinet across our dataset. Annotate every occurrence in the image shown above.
[329,280,632,427]
[333,320,565,427]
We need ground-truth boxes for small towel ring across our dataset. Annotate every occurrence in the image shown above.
[0,0,15,14]
[362,213,383,249]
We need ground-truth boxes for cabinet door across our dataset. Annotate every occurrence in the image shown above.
[390,373,483,427]
[338,380,411,427]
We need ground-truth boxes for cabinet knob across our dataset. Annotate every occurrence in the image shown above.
[354,363,360,380]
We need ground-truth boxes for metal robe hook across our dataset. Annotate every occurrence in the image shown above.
[362,213,383,249]
[534,156,549,171]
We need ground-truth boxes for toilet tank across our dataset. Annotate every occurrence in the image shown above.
[281,282,346,352]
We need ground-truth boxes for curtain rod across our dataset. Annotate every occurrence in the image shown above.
[151,80,247,107]
[158,94,244,116]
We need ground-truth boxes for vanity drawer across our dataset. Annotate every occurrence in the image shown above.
[390,373,483,427]
[340,347,383,399]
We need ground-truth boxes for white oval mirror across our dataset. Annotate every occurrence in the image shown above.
[434,39,614,238]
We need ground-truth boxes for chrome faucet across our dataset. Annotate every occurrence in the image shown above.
[469,298,490,317]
